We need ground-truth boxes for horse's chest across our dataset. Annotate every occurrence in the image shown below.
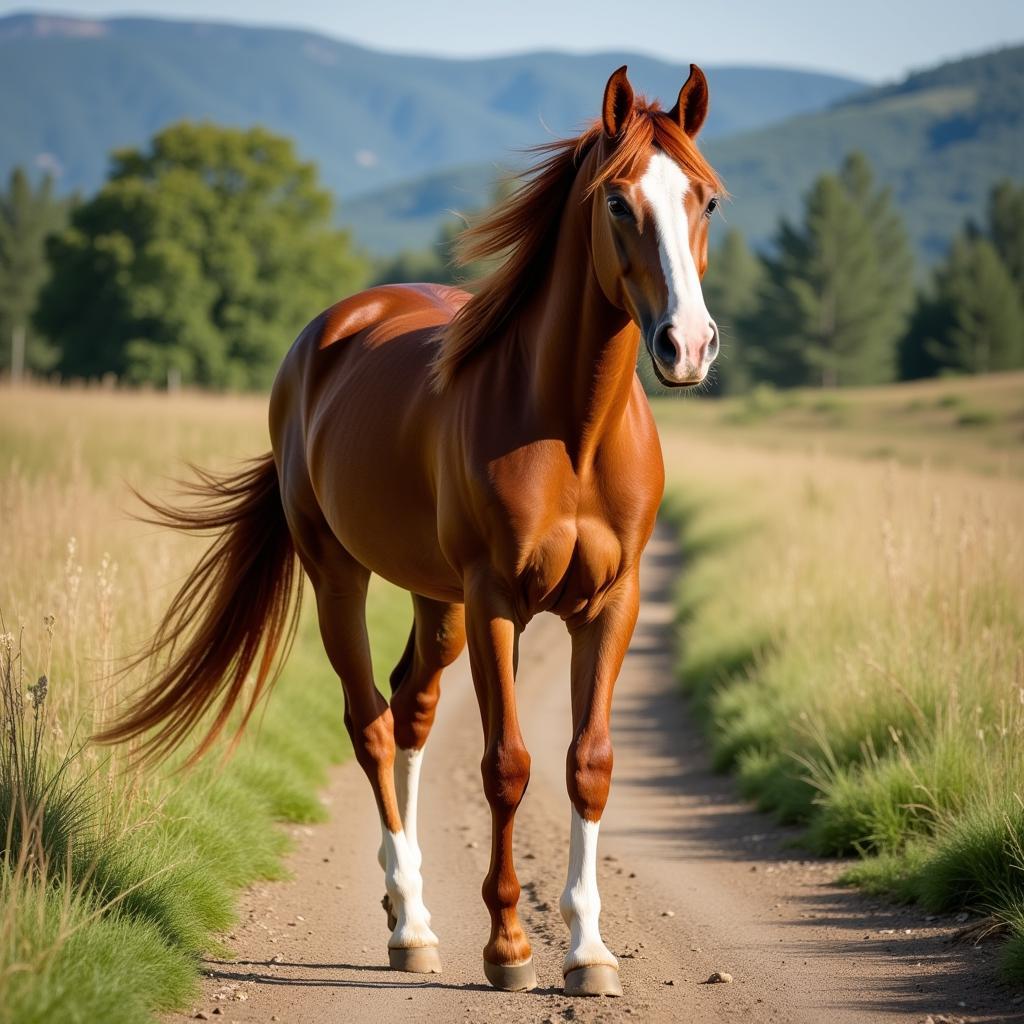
[521,515,624,620]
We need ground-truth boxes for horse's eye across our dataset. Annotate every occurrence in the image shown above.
[607,195,632,220]
[704,197,719,219]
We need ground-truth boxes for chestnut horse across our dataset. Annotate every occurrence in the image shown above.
[98,65,723,998]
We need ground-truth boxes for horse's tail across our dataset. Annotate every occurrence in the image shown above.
[94,453,303,765]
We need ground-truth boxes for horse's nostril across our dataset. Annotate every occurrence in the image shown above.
[653,324,677,366]
[707,322,720,361]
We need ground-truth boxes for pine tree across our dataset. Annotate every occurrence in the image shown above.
[756,173,891,387]
[922,235,1024,374]
[700,228,763,393]
[987,180,1024,298]
[839,152,914,348]
[0,168,68,378]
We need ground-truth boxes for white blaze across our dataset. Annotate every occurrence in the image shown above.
[560,808,617,973]
[638,151,713,365]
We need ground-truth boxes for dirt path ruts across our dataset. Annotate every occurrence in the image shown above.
[174,523,1019,1024]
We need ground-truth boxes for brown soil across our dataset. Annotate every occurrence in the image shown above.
[173,525,1022,1024]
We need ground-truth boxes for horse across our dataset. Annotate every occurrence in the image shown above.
[97,64,723,998]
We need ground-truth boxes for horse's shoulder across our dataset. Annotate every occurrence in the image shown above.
[317,284,470,351]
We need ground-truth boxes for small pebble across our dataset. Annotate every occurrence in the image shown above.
[661,909,675,917]
[706,971,733,984]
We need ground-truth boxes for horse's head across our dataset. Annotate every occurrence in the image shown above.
[588,65,722,388]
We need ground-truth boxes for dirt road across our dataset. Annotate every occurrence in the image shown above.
[177,524,1018,1024]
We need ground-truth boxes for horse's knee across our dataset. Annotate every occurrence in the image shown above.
[481,739,531,813]
[566,729,613,820]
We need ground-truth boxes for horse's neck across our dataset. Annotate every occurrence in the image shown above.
[522,203,637,471]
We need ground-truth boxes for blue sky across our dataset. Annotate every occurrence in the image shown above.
[3,0,1023,81]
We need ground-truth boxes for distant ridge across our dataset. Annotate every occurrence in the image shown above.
[342,43,1024,259]
[0,11,863,206]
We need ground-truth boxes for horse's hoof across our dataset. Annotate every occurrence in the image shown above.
[564,964,623,997]
[483,956,537,991]
[380,894,397,932]
[389,945,442,973]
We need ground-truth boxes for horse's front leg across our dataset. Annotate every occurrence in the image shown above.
[465,570,537,992]
[561,571,639,997]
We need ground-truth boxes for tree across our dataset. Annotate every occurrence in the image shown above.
[38,123,369,389]
[756,173,893,387]
[700,228,764,394]
[900,180,1024,379]
[987,179,1024,298]
[905,235,1024,375]
[752,153,915,388]
[0,168,68,378]
[373,178,515,288]
[839,152,914,347]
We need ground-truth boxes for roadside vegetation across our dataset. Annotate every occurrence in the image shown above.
[0,385,407,1023]
[657,372,1024,981]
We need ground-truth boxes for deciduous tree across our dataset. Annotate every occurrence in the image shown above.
[39,123,368,388]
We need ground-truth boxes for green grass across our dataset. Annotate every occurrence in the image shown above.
[1,589,410,1024]
[652,369,1024,477]
[659,426,1024,983]
[0,386,412,1022]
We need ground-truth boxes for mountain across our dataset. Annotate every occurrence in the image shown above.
[0,12,863,204]
[344,44,1024,260]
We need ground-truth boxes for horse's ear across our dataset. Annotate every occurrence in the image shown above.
[602,65,635,138]
[669,64,709,137]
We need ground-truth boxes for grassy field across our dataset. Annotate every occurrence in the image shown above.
[656,369,1024,477]
[655,371,1024,980]
[1,372,1021,1019]
[0,385,408,1023]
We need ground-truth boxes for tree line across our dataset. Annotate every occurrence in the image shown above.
[2,120,1022,391]
[701,155,1024,393]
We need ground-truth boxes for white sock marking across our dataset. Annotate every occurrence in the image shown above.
[395,746,424,869]
[560,808,617,973]
[376,747,434,948]
[380,823,438,949]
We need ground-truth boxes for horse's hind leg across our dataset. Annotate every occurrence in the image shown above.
[301,541,440,973]
[378,596,466,931]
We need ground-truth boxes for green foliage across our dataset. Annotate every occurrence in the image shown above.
[372,179,514,288]
[1,586,411,1021]
[1,872,197,1024]
[901,220,1024,378]
[989,179,1024,297]
[901,180,1024,379]
[37,123,369,388]
[0,631,95,876]
[0,169,68,376]
[751,153,912,387]
[700,229,764,394]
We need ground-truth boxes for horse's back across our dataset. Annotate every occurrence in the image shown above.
[270,282,469,598]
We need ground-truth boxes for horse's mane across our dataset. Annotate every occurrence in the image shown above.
[430,98,724,391]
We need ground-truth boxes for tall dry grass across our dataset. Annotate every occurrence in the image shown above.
[658,415,1024,979]
[0,383,409,1022]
